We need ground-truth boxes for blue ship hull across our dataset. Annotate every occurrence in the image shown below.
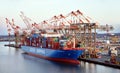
[21,46,84,64]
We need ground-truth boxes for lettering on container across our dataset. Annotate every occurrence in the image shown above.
[37,49,45,54]
[29,48,36,52]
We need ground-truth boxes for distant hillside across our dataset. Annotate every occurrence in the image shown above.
[97,33,120,37]
[0,35,14,38]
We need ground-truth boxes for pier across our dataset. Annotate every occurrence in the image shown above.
[0,35,14,41]
[79,55,120,69]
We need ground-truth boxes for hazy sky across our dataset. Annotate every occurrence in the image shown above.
[0,0,120,35]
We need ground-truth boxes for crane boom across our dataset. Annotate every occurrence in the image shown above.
[20,11,32,30]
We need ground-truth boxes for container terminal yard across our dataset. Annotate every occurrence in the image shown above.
[0,10,120,73]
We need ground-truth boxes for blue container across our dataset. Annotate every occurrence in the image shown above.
[42,37,47,48]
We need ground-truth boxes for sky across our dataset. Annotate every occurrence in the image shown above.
[0,0,120,35]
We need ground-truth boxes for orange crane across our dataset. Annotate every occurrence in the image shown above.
[4,10,99,48]
[5,18,20,35]
[36,10,92,33]
[5,18,30,35]
[5,18,12,36]
[20,11,42,35]
[76,10,90,23]
[5,18,22,47]
[99,24,114,32]
[20,11,34,30]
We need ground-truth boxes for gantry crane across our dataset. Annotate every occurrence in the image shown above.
[5,18,21,47]
[33,10,98,48]
[20,11,34,30]
[5,18,20,35]
[6,10,111,49]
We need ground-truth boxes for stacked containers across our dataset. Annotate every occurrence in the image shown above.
[29,37,32,46]
[31,38,36,47]
[42,37,47,48]
[36,37,40,47]
[26,37,31,46]
[47,37,53,49]
[53,37,59,49]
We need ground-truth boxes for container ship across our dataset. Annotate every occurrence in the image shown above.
[21,32,84,65]
[17,10,90,65]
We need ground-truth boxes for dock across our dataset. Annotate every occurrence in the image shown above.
[78,55,120,69]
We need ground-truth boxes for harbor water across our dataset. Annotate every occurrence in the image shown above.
[0,42,120,73]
